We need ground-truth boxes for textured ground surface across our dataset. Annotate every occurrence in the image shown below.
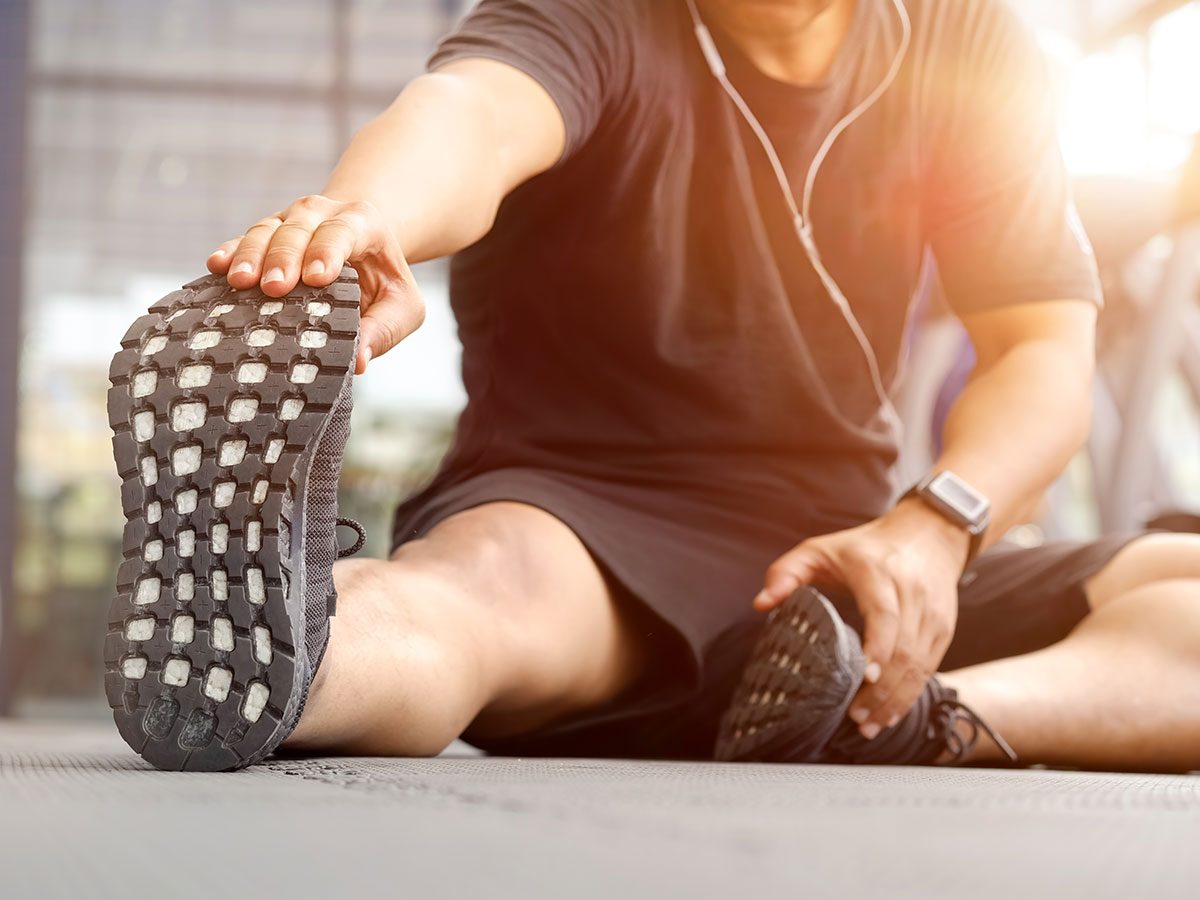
[2,721,1198,898]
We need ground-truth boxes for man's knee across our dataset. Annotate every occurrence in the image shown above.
[1086,533,1200,609]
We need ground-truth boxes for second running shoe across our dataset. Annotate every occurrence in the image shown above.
[715,587,1016,766]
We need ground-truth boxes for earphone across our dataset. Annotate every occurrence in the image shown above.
[684,0,913,438]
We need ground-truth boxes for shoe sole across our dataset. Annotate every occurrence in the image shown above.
[714,587,864,763]
[104,270,359,771]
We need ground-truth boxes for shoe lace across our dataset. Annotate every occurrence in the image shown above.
[932,697,1018,764]
[820,682,1019,767]
[335,517,366,559]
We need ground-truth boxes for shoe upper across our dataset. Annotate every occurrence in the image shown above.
[819,679,1018,766]
[285,382,356,730]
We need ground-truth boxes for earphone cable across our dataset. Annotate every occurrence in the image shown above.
[685,0,913,439]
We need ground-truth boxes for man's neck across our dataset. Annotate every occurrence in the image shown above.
[697,0,858,86]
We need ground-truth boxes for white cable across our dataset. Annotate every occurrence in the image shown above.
[685,0,913,438]
[689,5,809,243]
[799,0,912,435]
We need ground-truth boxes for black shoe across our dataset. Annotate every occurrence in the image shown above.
[714,587,1016,766]
[105,268,362,771]
[714,587,866,762]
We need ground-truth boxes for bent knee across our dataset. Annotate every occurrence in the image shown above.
[1086,533,1200,609]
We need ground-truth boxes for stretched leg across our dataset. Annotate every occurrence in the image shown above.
[286,501,647,756]
[943,534,1200,771]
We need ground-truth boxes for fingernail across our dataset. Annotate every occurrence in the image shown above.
[849,707,869,724]
[864,662,882,683]
[887,714,900,729]
[305,259,326,277]
[210,247,228,257]
[231,261,253,276]
[860,723,881,740]
[361,346,373,369]
[754,591,770,607]
[263,267,285,284]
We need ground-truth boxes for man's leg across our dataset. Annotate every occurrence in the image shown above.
[285,501,648,756]
[942,533,1200,771]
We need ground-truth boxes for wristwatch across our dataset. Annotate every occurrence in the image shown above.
[901,471,992,564]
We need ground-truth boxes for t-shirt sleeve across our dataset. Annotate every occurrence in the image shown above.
[427,0,634,162]
[923,1,1102,314]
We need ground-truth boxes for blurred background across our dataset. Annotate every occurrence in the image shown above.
[0,0,1197,718]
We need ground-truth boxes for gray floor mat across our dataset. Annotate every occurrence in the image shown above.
[1,723,1197,898]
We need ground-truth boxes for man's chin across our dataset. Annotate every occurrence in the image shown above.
[700,0,846,36]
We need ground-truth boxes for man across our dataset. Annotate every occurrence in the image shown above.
[117,0,1200,771]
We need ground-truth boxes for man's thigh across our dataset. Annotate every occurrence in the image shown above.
[381,501,649,732]
[937,535,1140,672]
[1083,532,1200,610]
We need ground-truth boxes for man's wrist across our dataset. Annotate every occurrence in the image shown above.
[889,497,973,569]
[902,470,992,567]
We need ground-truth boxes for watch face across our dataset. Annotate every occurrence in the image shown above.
[928,471,989,523]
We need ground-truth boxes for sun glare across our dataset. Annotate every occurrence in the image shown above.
[1046,5,1200,177]
[1148,4,1200,135]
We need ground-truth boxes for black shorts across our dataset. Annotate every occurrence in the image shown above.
[392,467,1143,760]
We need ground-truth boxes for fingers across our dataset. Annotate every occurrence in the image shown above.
[842,561,901,682]
[223,196,334,294]
[754,544,822,612]
[872,659,931,735]
[257,195,343,296]
[851,574,957,740]
[302,218,358,289]
[207,237,242,274]
[226,216,284,289]
[259,218,324,297]
[849,576,925,738]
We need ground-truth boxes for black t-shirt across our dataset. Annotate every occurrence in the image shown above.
[425,0,1101,522]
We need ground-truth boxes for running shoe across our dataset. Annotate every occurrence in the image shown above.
[714,587,1016,766]
[104,268,362,771]
[714,587,865,762]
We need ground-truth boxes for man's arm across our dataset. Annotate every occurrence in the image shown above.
[933,300,1097,537]
[755,300,1096,737]
[755,0,1103,739]
[207,58,565,372]
[323,59,565,263]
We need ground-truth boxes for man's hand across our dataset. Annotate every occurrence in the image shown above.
[203,56,568,375]
[207,194,423,375]
[754,500,970,738]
